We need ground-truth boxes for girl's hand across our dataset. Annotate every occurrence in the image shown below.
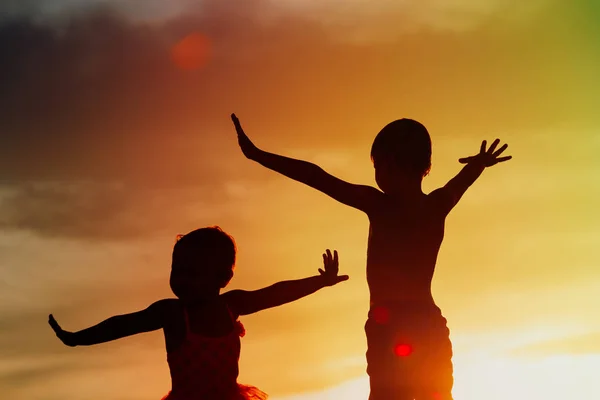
[459,139,512,167]
[319,249,349,286]
[48,314,77,347]
[231,113,260,160]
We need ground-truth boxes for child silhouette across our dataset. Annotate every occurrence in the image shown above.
[48,227,348,400]
[231,114,511,400]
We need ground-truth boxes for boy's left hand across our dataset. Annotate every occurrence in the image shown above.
[231,113,260,160]
[459,139,512,167]
[319,249,348,286]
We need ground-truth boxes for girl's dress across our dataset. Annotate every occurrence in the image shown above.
[161,308,267,400]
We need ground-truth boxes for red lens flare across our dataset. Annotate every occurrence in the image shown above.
[393,343,413,357]
[171,33,211,71]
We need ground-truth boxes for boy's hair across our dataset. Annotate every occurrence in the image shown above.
[370,119,432,178]
[170,226,237,295]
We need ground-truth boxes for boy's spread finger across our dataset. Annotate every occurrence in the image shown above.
[488,138,500,153]
[480,140,487,153]
[493,143,508,156]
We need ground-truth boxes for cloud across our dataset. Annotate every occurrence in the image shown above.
[0,0,596,241]
[510,332,600,358]
[279,0,555,37]
[1,0,555,28]
[0,179,248,240]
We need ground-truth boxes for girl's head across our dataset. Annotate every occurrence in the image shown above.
[370,119,432,193]
[170,226,237,300]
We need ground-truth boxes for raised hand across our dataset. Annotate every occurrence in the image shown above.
[231,113,259,160]
[459,139,512,167]
[48,314,77,347]
[318,249,349,286]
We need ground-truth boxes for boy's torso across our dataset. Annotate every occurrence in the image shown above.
[366,192,447,304]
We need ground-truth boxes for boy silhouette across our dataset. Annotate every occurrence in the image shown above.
[231,114,511,400]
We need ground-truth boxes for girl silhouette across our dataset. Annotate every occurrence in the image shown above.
[49,226,348,400]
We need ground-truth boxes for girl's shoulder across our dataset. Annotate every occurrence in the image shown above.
[219,290,244,319]
[151,298,183,321]
[154,297,182,309]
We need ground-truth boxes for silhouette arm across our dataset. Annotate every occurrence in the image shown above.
[437,139,512,214]
[437,162,486,214]
[224,276,333,316]
[48,300,169,347]
[224,250,348,316]
[256,150,380,211]
[232,114,381,213]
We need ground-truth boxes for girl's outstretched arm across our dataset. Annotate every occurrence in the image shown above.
[231,114,381,214]
[224,249,348,316]
[435,138,511,215]
[48,299,171,347]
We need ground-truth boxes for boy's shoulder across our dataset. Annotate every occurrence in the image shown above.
[426,187,456,216]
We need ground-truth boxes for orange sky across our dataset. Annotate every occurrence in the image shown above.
[0,0,599,399]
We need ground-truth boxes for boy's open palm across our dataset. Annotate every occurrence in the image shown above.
[459,139,512,167]
[231,114,259,160]
[319,249,349,286]
[48,314,77,347]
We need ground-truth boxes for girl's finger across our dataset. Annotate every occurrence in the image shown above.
[480,140,487,154]
[496,156,512,162]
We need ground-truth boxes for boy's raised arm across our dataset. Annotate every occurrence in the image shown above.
[224,250,348,316]
[231,114,381,213]
[436,139,511,215]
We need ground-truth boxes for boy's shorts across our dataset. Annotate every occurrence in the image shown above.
[365,302,454,400]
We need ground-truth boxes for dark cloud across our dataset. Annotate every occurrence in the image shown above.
[0,180,244,240]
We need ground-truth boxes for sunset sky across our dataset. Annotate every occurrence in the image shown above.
[0,0,599,399]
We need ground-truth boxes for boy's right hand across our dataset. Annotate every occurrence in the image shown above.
[459,139,512,167]
[48,314,77,347]
[319,249,349,286]
[231,113,260,160]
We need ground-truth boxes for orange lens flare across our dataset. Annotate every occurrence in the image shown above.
[171,33,211,71]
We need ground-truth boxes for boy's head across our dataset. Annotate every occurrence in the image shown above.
[370,119,432,191]
[170,226,237,300]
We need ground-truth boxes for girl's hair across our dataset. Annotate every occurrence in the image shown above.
[170,226,237,297]
[370,119,432,178]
